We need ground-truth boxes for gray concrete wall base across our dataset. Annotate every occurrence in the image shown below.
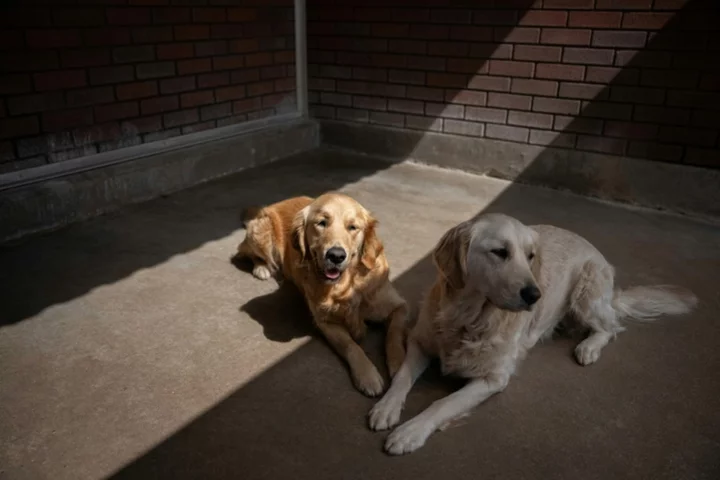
[1,119,319,243]
[320,121,720,220]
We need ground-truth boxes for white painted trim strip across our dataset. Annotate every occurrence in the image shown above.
[0,112,303,192]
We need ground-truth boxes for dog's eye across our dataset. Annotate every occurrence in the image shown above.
[491,248,509,260]
[348,225,358,232]
[528,252,535,261]
[317,220,327,228]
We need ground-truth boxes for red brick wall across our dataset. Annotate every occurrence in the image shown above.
[308,0,719,169]
[0,0,296,174]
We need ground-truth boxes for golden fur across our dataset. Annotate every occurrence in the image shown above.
[369,212,697,455]
[236,193,408,397]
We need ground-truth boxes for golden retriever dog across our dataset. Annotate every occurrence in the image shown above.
[236,193,408,397]
[369,212,697,455]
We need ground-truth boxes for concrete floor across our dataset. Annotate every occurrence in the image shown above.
[1,148,719,480]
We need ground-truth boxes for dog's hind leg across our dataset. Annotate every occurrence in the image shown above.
[240,214,278,281]
[570,259,625,366]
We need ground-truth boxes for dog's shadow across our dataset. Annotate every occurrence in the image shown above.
[229,252,254,274]
[236,267,316,343]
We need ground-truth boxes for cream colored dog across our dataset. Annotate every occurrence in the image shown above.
[369,213,697,455]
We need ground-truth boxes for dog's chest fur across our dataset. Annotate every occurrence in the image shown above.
[305,260,390,340]
[434,292,527,379]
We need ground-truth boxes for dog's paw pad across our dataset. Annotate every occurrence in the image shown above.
[384,419,431,455]
[368,396,403,431]
[252,265,272,281]
[575,341,602,366]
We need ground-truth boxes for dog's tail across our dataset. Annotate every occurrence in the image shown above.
[612,285,698,322]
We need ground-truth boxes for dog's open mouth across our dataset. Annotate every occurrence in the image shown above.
[323,267,342,281]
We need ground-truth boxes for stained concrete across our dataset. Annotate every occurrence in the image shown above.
[1,149,719,480]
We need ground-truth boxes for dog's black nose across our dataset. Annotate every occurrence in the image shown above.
[520,285,541,306]
[325,247,347,265]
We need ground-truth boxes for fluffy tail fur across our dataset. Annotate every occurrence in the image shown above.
[612,285,698,322]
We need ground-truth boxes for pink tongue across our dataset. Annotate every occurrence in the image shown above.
[325,269,340,279]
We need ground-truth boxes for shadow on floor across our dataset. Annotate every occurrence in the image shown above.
[107,153,720,480]
[1,148,717,479]
[239,279,316,343]
[0,150,399,327]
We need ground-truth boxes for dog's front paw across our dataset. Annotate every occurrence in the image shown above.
[575,340,602,366]
[368,393,404,431]
[252,265,272,281]
[353,364,385,397]
[384,417,433,455]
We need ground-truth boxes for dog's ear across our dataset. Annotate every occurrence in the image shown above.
[361,216,383,270]
[291,206,310,259]
[432,222,470,290]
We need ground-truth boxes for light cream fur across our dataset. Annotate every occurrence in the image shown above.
[369,212,698,455]
[236,193,408,397]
